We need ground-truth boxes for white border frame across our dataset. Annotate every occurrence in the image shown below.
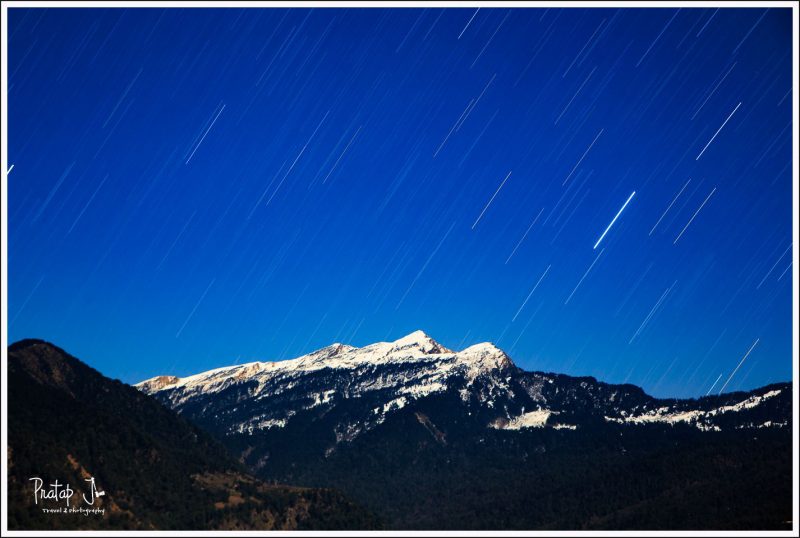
[1,1,797,536]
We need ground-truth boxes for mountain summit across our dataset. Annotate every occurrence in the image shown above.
[390,329,451,354]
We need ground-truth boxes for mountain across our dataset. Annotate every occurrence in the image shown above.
[138,330,793,530]
[7,340,381,530]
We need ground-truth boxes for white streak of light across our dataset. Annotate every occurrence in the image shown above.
[266,110,330,206]
[756,243,793,289]
[176,277,216,338]
[513,264,551,322]
[695,102,741,160]
[563,128,604,186]
[628,281,676,344]
[649,179,690,235]
[777,261,792,281]
[554,66,597,125]
[435,73,495,157]
[506,207,544,264]
[565,248,604,305]
[717,338,759,395]
[471,171,511,230]
[636,9,680,67]
[396,221,456,309]
[458,8,480,39]
[10,276,45,325]
[185,104,226,164]
[705,373,723,396]
[322,125,362,184]
[673,187,716,245]
[691,62,736,120]
[67,174,109,235]
[594,190,636,250]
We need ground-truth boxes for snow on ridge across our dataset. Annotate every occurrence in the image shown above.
[711,389,782,414]
[134,375,180,392]
[604,389,783,430]
[136,331,512,401]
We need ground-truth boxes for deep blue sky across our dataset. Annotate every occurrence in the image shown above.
[7,7,794,398]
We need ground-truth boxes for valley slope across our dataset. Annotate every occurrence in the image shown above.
[7,340,380,530]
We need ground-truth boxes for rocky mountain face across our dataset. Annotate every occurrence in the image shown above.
[138,331,793,530]
[7,340,380,531]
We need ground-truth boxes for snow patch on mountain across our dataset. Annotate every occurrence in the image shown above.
[235,415,290,435]
[503,409,551,429]
[307,390,336,409]
[604,389,783,430]
[490,408,563,430]
[552,423,578,430]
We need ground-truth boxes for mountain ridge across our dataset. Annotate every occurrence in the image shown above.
[137,329,510,394]
[136,330,790,435]
[135,330,787,401]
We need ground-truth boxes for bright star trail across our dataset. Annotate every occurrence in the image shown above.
[695,102,742,160]
[649,179,690,236]
[593,191,636,250]
[185,103,226,164]
[629,280,677,344]
[6,7,793,400]
[563,128,603,185]
[471,170,512,229]
[506,207,544,264]
[756,243,793,289]
[513,264,551,322]
[565,248,605,305]
[457,8,480,39]
[717,338,760,395]
[705,373,723,396]
[673,187,717,244]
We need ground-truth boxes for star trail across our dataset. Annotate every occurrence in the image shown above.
[6,6,794,398]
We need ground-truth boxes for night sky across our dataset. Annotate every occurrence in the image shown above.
[7,7,794,398]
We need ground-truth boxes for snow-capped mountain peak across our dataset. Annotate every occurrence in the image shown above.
[136,332,789,445]
[135,331,517,416]
[390,330,451,354]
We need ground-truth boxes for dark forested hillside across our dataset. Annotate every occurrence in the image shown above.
[6,340,380,530]
[244,392,792,530]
